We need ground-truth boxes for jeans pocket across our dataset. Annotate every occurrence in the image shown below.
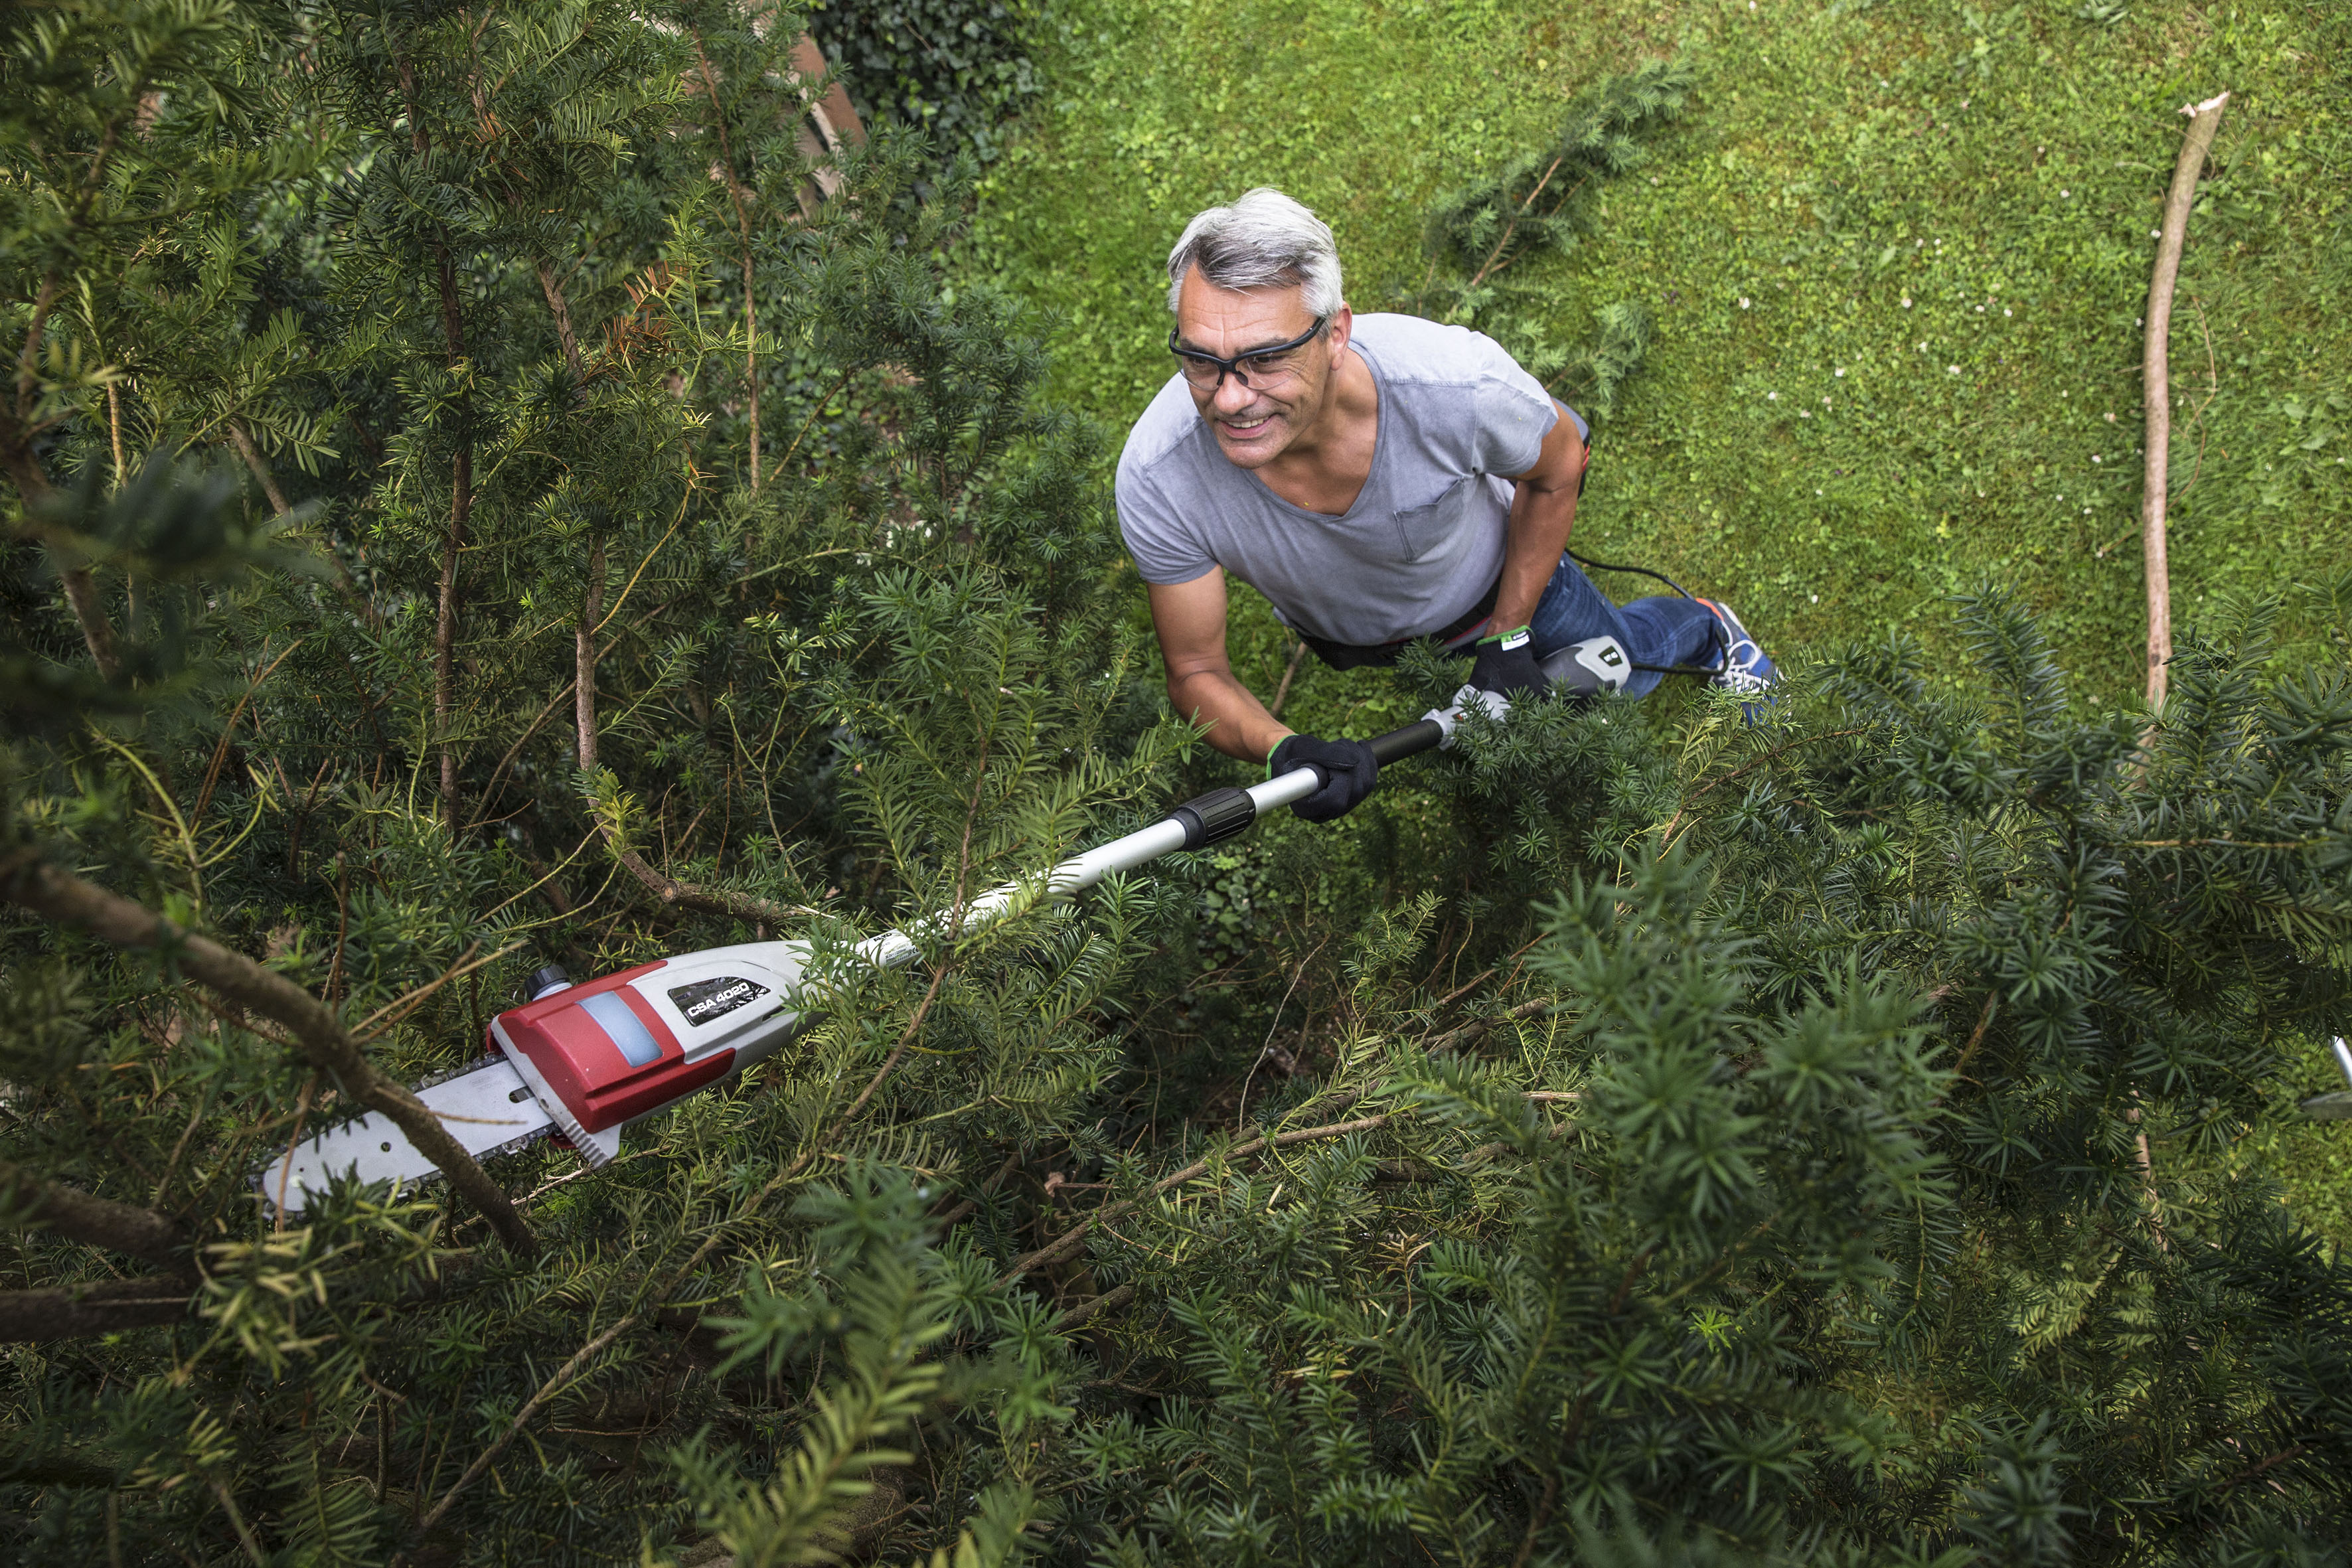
[1393,477,1472,562]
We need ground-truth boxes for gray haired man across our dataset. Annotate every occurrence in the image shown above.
[1116,187,1774,823]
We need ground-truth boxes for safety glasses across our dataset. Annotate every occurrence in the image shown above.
[1168,315,1329,394]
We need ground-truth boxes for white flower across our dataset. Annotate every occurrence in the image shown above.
[2061,189,2071,197]
[1822,396,1832,406]
[2003,307,2013,317]
[1834,367,1845,377]
[1902,296,1913,307]
[2105,412,2116,422]
[1810,593,1819,603]
[1816,488,1824,495]
[2151,229,2162,238]
[1976,305,1986,313]
[1917,341,1928,351]
[1739,297,1751,309]
[1800,410,1812,418]
[1948,365,1961,374]
[2091,455,2101,463]
[1767,391,1778,400]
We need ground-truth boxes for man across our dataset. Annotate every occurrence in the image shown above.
[1116,187,1774,823]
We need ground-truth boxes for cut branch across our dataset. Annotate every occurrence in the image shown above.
[2141,91,2229,710]
[0,848,537,1255]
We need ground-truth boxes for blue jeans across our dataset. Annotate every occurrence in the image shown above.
[1446,553,1721,700]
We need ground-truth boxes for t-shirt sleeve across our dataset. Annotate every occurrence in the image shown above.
[1115,461,1217,586]
[1464,331,1559,478]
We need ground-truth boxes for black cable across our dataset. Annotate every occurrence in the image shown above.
[1565,550,1729,678]
[1567,548,1697,601]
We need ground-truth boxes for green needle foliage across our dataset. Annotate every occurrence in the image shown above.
[5,5,2352,1566]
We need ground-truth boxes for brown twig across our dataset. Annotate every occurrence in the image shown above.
[1948,989,1999,1086]
[193,637,305,822]
[1237,940,1324,1132]
[1000,1114,1392,1287]
[1428,996,1555,1056]
[1050,1283,1134,1334]
[1267,641,1308,722]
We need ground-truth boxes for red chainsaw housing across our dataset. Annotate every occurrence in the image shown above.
[492,961,733,1133]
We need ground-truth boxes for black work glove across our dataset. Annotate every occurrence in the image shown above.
[1466,624,1548,706]
[1268,733,1379,823]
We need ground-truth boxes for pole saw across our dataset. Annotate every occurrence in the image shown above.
[260,640,1635,1213]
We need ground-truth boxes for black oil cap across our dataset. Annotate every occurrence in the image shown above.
[526,964,574,1002]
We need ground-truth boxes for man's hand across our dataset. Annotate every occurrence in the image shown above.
[1146,571,1296,764]
[1466,623,1547,706]
[1269,734,1379,822]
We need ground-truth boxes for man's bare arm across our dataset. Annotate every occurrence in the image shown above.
[1490,400,1590,632]
[1146,570,1294,764]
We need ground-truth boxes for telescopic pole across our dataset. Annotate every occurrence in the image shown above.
[853,703,1464,971]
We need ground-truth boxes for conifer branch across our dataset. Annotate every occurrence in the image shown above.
[574,556,815,927]
[0,1160,195,1278]
[1050,1283,1133,1332]
[0,848,538,1255]
[0,400,121,679]
[412,955,955,1539]
[225,418,289,516]
[0,1277,193,1342]
[1001,1114,1393,1287]
[691,29,763,491]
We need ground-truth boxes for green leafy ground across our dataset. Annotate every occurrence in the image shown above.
[956,0,2352,1225]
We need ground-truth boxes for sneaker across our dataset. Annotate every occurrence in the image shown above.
[1694,598,1776,696]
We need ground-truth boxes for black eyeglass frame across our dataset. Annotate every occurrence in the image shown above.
[1168,315,1330,392]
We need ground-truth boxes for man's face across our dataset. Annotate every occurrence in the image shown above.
[1172,267,1348,469]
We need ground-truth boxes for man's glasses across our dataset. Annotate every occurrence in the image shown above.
[1169,316,1328,394]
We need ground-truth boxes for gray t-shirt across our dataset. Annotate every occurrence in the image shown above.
[1115,313,1569,646]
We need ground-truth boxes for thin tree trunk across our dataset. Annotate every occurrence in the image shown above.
[106,380,126,488]
[2141,91,2229,710]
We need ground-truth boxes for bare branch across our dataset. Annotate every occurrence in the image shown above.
[2141,91,2229,709]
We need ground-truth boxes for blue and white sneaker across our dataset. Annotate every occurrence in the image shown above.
[1694,598,1776,698]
